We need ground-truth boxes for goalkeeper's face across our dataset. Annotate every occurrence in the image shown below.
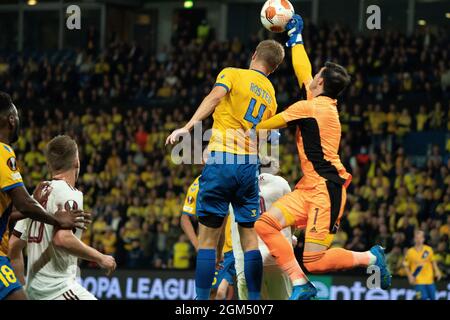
[309,67,325,94]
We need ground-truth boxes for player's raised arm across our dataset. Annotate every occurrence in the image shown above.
[285,14,313,95]
[165,74,229,145]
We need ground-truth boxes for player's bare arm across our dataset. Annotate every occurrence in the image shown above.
[432,261,442,281]
[7,186,91,230]
[52,229,116,276]
[165,85,228,145]
[402,257,415,285]
[9,208,25,223]
[180,214,199,251]
[8,234,26,285]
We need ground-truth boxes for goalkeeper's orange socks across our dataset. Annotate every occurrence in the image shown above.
[255,213,308,286]
[303,248,377,273]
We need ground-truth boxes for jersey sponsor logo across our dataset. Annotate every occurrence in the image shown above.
[6,157,17,171]
[64,200,79,211]
[309,226,317,233]
[11,172,22,181]
[422,250,429,259]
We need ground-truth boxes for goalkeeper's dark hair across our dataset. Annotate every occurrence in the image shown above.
[321,62,351,99]
[255,40,285,73]
[0,91,14,116]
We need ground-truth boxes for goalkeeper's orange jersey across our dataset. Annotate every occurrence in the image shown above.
[257,45,351,189]
[280,95,351,189]
[209,67,277,155]
[290,45,350,188]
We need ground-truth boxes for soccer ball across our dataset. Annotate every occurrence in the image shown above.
[260,0,295,33]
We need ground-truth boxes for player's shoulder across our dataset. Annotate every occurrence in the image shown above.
[219,67,240,75]
[48,180,83,212]
[293,99,312,109]
[423,245,433,253]
[188,176,201,192]
[282,99,313,118]
[191,175,200,187]
[0,142,16,158]
[50,180,83,197]
[247,69,275,88]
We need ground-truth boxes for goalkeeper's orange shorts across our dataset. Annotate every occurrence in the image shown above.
[272,179,347,247]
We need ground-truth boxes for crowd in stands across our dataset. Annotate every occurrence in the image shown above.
[0,21,448,278]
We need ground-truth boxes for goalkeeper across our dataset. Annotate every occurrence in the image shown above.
[254,14,392,300]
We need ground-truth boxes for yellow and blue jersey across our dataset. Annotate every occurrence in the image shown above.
[182,176,200,217]
[0,142,23,300]
[182,176,233,254]
[209,67,277,155]
[222,215,233,254]
[405,245,436,285]
[0,142,24,257]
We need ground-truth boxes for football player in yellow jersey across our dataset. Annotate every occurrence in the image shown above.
[180,175,201,250]
[403,230,442,300]
[180,176,236,300]
[0,92,90,300]
[167,40,285,300]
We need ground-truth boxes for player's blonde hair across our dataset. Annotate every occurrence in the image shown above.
[255,40,285,73]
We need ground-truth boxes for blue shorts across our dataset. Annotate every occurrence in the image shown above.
[415,284,436,300]
[212,251,236,288]
[197,152,260,224]
[0,256,22,300]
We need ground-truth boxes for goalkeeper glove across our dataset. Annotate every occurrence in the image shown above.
[285,14,304,47]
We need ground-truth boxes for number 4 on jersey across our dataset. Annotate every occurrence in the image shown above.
[244,98,267,128]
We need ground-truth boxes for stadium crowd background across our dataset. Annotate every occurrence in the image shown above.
[0,20,449,278]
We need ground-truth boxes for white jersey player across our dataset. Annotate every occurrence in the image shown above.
[8,135,116,300]
[13,180,93,300]
[231,172,294,300]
